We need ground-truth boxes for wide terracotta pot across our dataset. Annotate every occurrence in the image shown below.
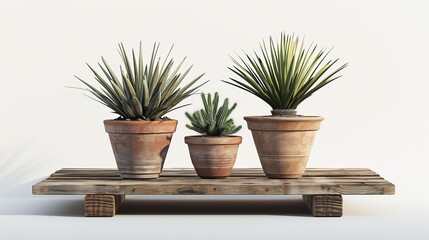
[185,136,242,179]
[244,116,323,179]
[104,119,177,179]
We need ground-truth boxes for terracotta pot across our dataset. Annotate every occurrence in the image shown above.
[244,116,323,179]
[104,120,177,179]
[185,136,242,179]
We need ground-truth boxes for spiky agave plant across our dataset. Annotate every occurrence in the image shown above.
[75,42,207,120]
[223,33,347,115]
[185,92,242,136]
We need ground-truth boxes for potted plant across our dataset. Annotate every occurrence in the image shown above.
[223,33,347,178]
[75,42,206,179]
[184,92,242,179]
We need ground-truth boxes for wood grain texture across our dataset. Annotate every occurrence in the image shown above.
[303,195,343,217]
[84,194,125,217]
[32,168,395,196]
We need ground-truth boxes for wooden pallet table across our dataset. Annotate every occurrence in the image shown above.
[32,168,395,217]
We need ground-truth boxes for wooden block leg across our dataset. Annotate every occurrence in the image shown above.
[303,195,343,217]
[85,194,125,217]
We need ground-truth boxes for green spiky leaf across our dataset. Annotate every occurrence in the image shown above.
[223,33,347,112]
[75,42,207,120]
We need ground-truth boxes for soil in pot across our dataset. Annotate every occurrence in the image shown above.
[185,135,242,179]
[244,116,323,179]
[104,119,177,179]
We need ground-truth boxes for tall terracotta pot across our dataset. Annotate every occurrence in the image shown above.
[244,116,323,179]
[185,136,242,179]
[104,120,177,179]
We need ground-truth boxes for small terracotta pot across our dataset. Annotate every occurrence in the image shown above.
[185,136,242,179]
[104,120,177,179]
[244,116,323,179]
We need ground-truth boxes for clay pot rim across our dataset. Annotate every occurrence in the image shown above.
[104,119,178,124]
[244,115,324,122]
[184,135,242,145]
[104,119,178,134]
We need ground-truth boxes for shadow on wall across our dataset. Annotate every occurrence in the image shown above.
[0,143,57,197]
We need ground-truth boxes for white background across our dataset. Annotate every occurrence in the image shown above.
[1,0,428,239]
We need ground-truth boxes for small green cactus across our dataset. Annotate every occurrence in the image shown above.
[185,92,242,136]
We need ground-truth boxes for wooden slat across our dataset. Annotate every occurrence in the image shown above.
[55,168,379,175]
[46,176,385,182]
[33,168,395,196]
[49,168,380,178]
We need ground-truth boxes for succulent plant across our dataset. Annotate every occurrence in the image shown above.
[185,93,242,136]
[223,33,347,113]
[75,42,207,120]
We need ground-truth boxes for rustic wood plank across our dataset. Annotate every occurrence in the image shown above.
[33,181,395,195]
[32,168,395,196]
[32,168,395,217]
[84,194,125,217]
[303,195,343,217]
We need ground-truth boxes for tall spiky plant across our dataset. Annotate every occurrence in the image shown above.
[223,33,347,113]
[75,42,207,120]
[185,93,242,136]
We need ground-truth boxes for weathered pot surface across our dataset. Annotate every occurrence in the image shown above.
[244,116,324,179]
[185,135,242,179]
[104,119,177,179]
